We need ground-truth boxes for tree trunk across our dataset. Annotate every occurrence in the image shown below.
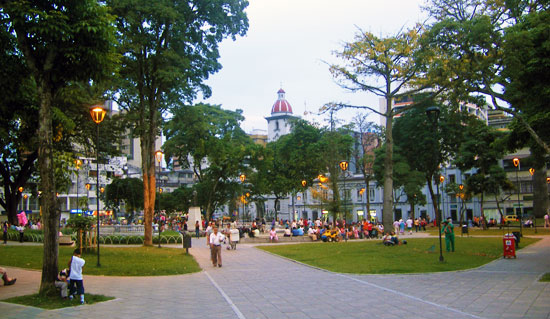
[480,192,487,230]
[382,108,394,232]
[37,83,59,295]
[141,126,156,246]
[533,168,549,218]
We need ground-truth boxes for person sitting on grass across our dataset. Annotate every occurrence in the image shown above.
[0,267,16,286]
[382,232,394,246]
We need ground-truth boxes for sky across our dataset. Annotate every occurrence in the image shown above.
[197,0,428,133]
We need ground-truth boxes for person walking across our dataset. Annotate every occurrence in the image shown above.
[442,219,455,252]
[3,222,7,244]
[209,226,225,267]
[195,220,200,238]
[544,212,549,228]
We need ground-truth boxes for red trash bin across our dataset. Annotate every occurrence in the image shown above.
[503,234,516,259]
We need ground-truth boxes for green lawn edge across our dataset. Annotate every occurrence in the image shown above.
[540,273,550,282]
[0,246,201,276]
[3,293,114,309]
[257,237,540,274]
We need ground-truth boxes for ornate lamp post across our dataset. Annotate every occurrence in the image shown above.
[90,105,106,267]
[339,160,349,225]
[155,150,163,248]
[426,106,444,262]
[513,157,522,236]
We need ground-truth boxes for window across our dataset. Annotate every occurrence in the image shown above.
[275,121,280,131]
[357,189,363,201]
[369,189,375,201]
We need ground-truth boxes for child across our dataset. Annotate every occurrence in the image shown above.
[269,227,278,242]
[68,249,86,304]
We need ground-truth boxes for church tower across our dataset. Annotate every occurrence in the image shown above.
[265,88,298,142]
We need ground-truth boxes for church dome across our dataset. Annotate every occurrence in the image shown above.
[271,89,293,114]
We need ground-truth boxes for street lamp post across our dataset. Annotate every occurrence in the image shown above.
[529,168,537,234]
[75,159,82,213]
[90,105,106,267]
[440,175,445,219]
[18,186,23,212]
[301,180,307,220]
[426,106,444,262]
[239,174,246,221]
[155,150,163,248]
[85,183,91,212]
[513,157,522,237]
[339,161,349,226]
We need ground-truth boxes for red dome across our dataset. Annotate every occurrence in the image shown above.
[271,89,293,114]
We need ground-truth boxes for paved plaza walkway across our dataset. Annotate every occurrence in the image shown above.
[1,235,549,319]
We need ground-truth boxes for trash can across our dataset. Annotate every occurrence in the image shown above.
[461,224,468,235]
[503,233,516,259]
[183,232,192,254]
[511,231,521,248]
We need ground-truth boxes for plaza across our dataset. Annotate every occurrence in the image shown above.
[1,235,549,319]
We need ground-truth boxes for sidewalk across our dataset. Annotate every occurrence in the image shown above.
[1,236,549,319]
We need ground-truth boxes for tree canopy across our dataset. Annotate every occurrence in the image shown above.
[108,0,249,245]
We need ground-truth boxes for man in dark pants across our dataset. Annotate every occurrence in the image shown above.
[209,226,225,267]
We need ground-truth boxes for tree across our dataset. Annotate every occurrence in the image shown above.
[317,127,354,223]
[351,113,382,220]
[390,99,475,226]
[328,27,442,231]
[104,178,144,220]
[163,104,253,221]
[1,0,117,295]
[109,0,248,245]
[453,119,510,228]
[424,0,550,154]
[373,145,426,220]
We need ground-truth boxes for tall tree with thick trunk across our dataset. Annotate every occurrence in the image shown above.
[1,0,116,295]
[328,27,442,231]
[109,0,248,245]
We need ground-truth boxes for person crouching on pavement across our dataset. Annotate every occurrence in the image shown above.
[210,226,225,267]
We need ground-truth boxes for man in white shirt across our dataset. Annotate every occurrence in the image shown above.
[68,249,86,304]
[209,227,225,267]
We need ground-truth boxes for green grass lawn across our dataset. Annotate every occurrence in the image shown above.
[540,273,550,282]
[3,293,114,309]
[0,246,201,276]
[258,237,539,274]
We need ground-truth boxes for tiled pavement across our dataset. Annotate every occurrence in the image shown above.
[1,235,549,319]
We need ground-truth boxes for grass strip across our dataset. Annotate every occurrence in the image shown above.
[0,246,201,276]
[539,273,550,282]
[258,237,539,274]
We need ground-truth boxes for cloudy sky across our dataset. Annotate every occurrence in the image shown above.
[197,0,428,133]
